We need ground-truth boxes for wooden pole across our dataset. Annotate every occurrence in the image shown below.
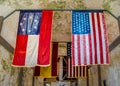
[87,68,89,86]
[118,16,120,33]
[98,65,102,86]
[18,68,23,86]
[109,35,120,52]
[0,36,14,53]
[0,16,3,33]
[32,68,35,86]
[0,16,14,53]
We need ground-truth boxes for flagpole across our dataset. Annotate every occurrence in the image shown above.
[32,67,35,86]
[16,9,105,12]
[118,16,120,33]
[18,68,23,86]
[58,56,63,85]
[0,16,14,53]
[0,16,3,33]
[98,65,102,86]
[86,67,89,86]
[3,9,118,21]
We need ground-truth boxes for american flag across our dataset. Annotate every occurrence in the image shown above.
[72,11,109,66]
[12,10,53,67]
[66,42,88,78]
[66,59,88,78]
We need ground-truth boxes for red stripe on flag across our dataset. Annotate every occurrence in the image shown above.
[52,42,58,76]
[73,66,75,77]
[38,10,53,66]
[34,66,40,76]
[83,66,85,76]
[12,35,28,66]
[97,13,104,64]
[34,42,58,77]
[83,35,87,65]
[76,66,78,77]
[77,35,81,65]
[91,13,98,64]
[86,66,88,76]
[80,66,81,76]
[102,13,109,64]
[88,34,92,64]
[66,57,88,78]
[72,35,75,65]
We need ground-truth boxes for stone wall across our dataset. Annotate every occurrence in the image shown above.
[0,0,120,86]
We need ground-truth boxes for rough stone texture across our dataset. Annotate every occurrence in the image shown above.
[88,46,120,86]
[0,0,120,86]
[22,68,34,86]
[105,13,119,44]
[34,77,44,86]
[78,78,87,86]
[0,45,19,86]
[101,45,120,86]
[51,81,71,86]
[1,12,19,48]
[88,66,99,86]
[52,11,71,42]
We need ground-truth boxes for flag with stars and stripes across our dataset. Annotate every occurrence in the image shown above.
[12,10,53,67]
[72,11,109,66]
[65,42,88,78]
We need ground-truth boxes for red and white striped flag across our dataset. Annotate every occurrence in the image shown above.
[66,42,88,78]
[12,10,53,67]
[34,42,58,78]
[72,11,109,66]
[66,57,88,78]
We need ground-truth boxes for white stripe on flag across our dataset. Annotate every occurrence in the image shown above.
[80,35,84,65]
[99,13,107,64]
[25,35,39,66]
[89,13,95,64]
[94,13,101,64]
[74,35,78,65]
[85,35,90,65]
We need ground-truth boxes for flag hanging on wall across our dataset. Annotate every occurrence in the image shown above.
[12,10,53,67]
[38,11,53,66]
[72,11,109,66]
[34,42,58,78]
[66,42,88,78]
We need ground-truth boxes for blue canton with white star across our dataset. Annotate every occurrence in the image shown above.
[72,11,91,34]
[18,10,42,35]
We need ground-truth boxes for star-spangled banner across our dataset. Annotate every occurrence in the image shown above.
[72,11,109,66]
[65,42,88,78]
